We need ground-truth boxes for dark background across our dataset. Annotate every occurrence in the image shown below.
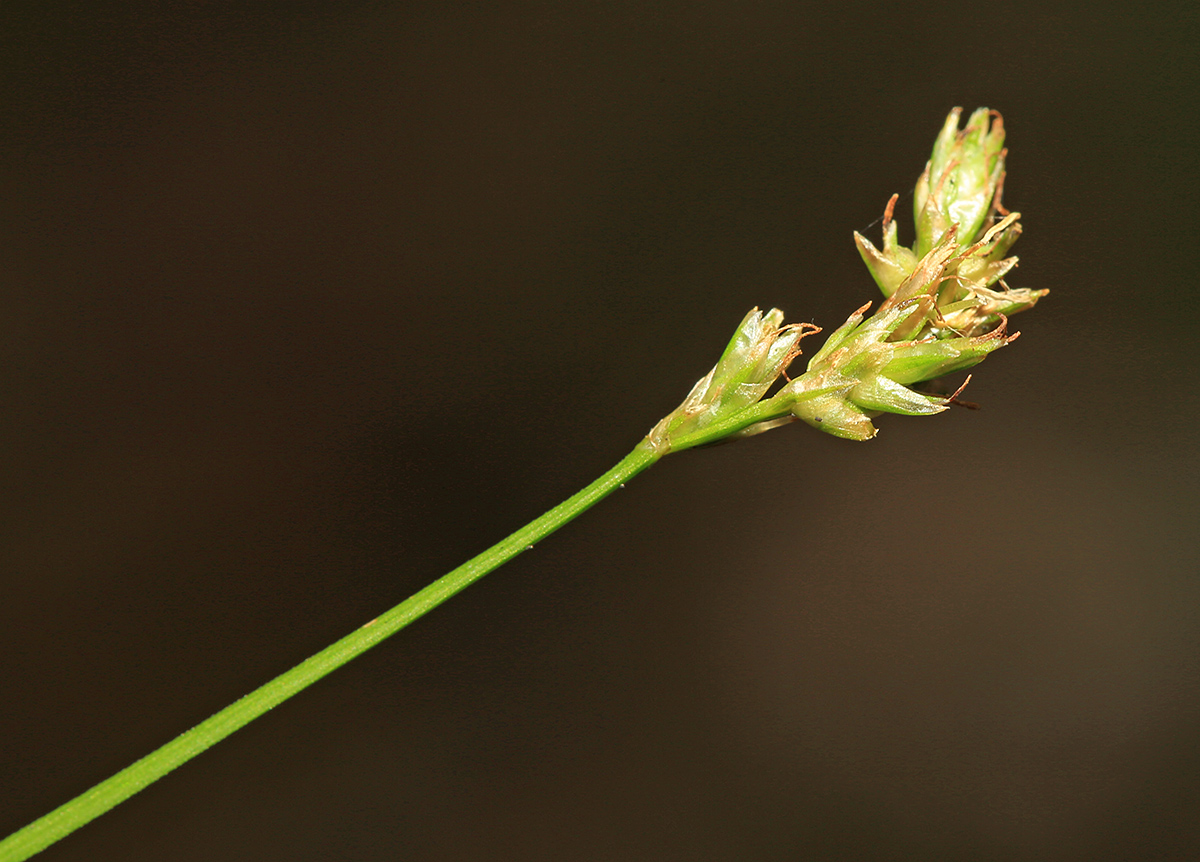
[2,2,1198,860]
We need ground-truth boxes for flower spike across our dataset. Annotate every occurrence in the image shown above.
[650,107,1046,448]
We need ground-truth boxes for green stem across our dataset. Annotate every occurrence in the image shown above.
[0,439,661,862]
[666,398,787,452]
[663,380,833,453]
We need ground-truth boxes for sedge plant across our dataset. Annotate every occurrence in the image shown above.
[0,107,1046,860]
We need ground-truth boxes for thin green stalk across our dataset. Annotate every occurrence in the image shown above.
[665,397,787,452]
[0,440,661,862]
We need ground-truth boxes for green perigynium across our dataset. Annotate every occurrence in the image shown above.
[650,106,1046,449]
[916,106,1007,257]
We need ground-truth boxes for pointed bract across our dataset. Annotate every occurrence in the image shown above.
[854,194,919,297]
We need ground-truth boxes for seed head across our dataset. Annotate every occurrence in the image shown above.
[646,107,1046,449]
[648,308,818,453]
[780,242,1016,441]
[854,108,1046,338]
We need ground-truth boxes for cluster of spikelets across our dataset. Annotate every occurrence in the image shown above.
[649,107,1048,452]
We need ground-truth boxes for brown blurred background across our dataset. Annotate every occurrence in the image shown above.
[2,2,1198,860]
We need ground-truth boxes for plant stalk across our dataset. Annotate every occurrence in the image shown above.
[0,439,661,862]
